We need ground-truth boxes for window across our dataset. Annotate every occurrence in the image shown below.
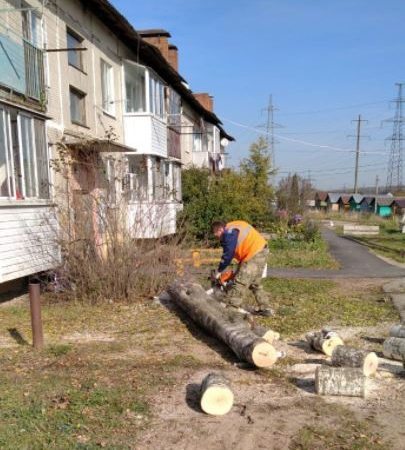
[124,62,146,113]
[168,89,181,127]
[101,59,115,115]
[125,155,148,201]
[67,28,84,70]
[22,2,42,47]
[69,87,86,125]
[0,107,49,200]
[192,125,202,152]
[149,73,165,118]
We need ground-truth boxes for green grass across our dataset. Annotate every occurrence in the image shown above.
[356,231,405,263]
[261,278,398,337]
[267,237,339,270]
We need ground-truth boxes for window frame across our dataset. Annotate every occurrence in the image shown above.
[0,107,49,201]
[69,86,87,126]
[66,27,84,71]
[100,59,115,116]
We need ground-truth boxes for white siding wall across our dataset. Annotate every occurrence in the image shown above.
[123,115,167,157]
[0,205,60,283]
[127,202,182,239]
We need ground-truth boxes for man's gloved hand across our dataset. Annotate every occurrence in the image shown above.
[210,269,222,285]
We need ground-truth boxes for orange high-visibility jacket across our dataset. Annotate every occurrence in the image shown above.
[225,220,267,263]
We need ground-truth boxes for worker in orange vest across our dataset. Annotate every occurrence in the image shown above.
[211,220,273,317]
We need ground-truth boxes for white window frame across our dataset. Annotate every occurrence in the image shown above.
[0,107,49,201]
[101,59,115,116]
[123,60,166,120]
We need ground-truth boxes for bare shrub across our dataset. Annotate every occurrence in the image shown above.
[47,138,186,303]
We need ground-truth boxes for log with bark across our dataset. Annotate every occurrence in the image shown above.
[167,281,278,368]
[200,373,234,415]
[331,345,379,376]
[251,325,280,344]
[389,324,405,339]
[383,337,405,361]
[315,366,367,397]
[306,330,344,356]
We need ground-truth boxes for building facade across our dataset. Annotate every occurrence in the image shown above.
[0,0,232,286]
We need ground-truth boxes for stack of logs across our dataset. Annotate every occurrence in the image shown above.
[307,329,379,397]
[383,324,405,369]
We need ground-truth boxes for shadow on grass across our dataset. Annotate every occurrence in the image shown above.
[8,328,29,346]
[160,295,240,367]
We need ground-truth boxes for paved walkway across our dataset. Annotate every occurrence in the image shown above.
[267,228,405,279]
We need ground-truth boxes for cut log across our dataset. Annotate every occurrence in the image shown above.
[331,346,379,376]
[200,373,234,415]
[306,331,344,356]
[251,325,280,344]
[383,337,405,361]
[315,366,367,397]
[168,281,278,368]
[389,324,405,339]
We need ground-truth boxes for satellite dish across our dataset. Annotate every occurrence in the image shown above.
[220,138,229,147]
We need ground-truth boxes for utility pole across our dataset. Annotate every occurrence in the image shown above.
[349,115,368,194]
[375,175,379,214]
[385,83,405,192]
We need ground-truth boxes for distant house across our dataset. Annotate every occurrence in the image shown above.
[391,198,405,216]
[338,194,352,212]
[370,197,393,217]
[349,194,364,212]
[315,191,328,210]
[326,193,341,212]
[359,196,375,213]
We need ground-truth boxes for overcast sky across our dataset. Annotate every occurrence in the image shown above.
[112,0,405,190]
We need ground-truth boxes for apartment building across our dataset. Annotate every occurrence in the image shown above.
[0,0,233,287]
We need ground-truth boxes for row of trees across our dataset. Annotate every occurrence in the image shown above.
[181,137,314,241]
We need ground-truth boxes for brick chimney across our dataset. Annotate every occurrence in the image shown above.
[138,29,180,71]
[194,93,214,112]
[138,29,171,62]
[168,44,178,71]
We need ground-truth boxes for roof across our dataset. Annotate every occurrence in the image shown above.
[326,193,341,203]
[339,194,351,204]
[371,196,394,207]
[79,0,235,141]
[138,29,172,38]
[349,194,364,204]
[315,191,328,201]
[360,196,374,205]
[392,198,405,208]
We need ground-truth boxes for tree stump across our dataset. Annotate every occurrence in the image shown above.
[315,366,367,397]
[389,325,405,339]
[251,325,280,344]
[383,337,405,361]
[168,281,279,368]
[306,331,344,356]
[200,373,234,415]
[331,346,379,376]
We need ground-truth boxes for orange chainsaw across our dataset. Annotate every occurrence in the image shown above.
[209,268,236,291]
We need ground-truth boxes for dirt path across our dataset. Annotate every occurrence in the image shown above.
[268,228,405,279]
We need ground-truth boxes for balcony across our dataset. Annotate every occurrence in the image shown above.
[0,32,44,101]
[123,114,167,157]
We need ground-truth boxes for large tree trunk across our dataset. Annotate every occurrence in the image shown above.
[383,337,405,361]
[306,331,344,356]
[251,325,280,344]
[390,325,405,339]
[331,346,379,376]
[200,373,233,416]
[167,281,278,368]
[315,366,367,397]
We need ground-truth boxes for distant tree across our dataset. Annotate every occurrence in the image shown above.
[240,136,275,228]
[276,173,314,216]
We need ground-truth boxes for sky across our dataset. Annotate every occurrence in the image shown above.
[111,0,405,190]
